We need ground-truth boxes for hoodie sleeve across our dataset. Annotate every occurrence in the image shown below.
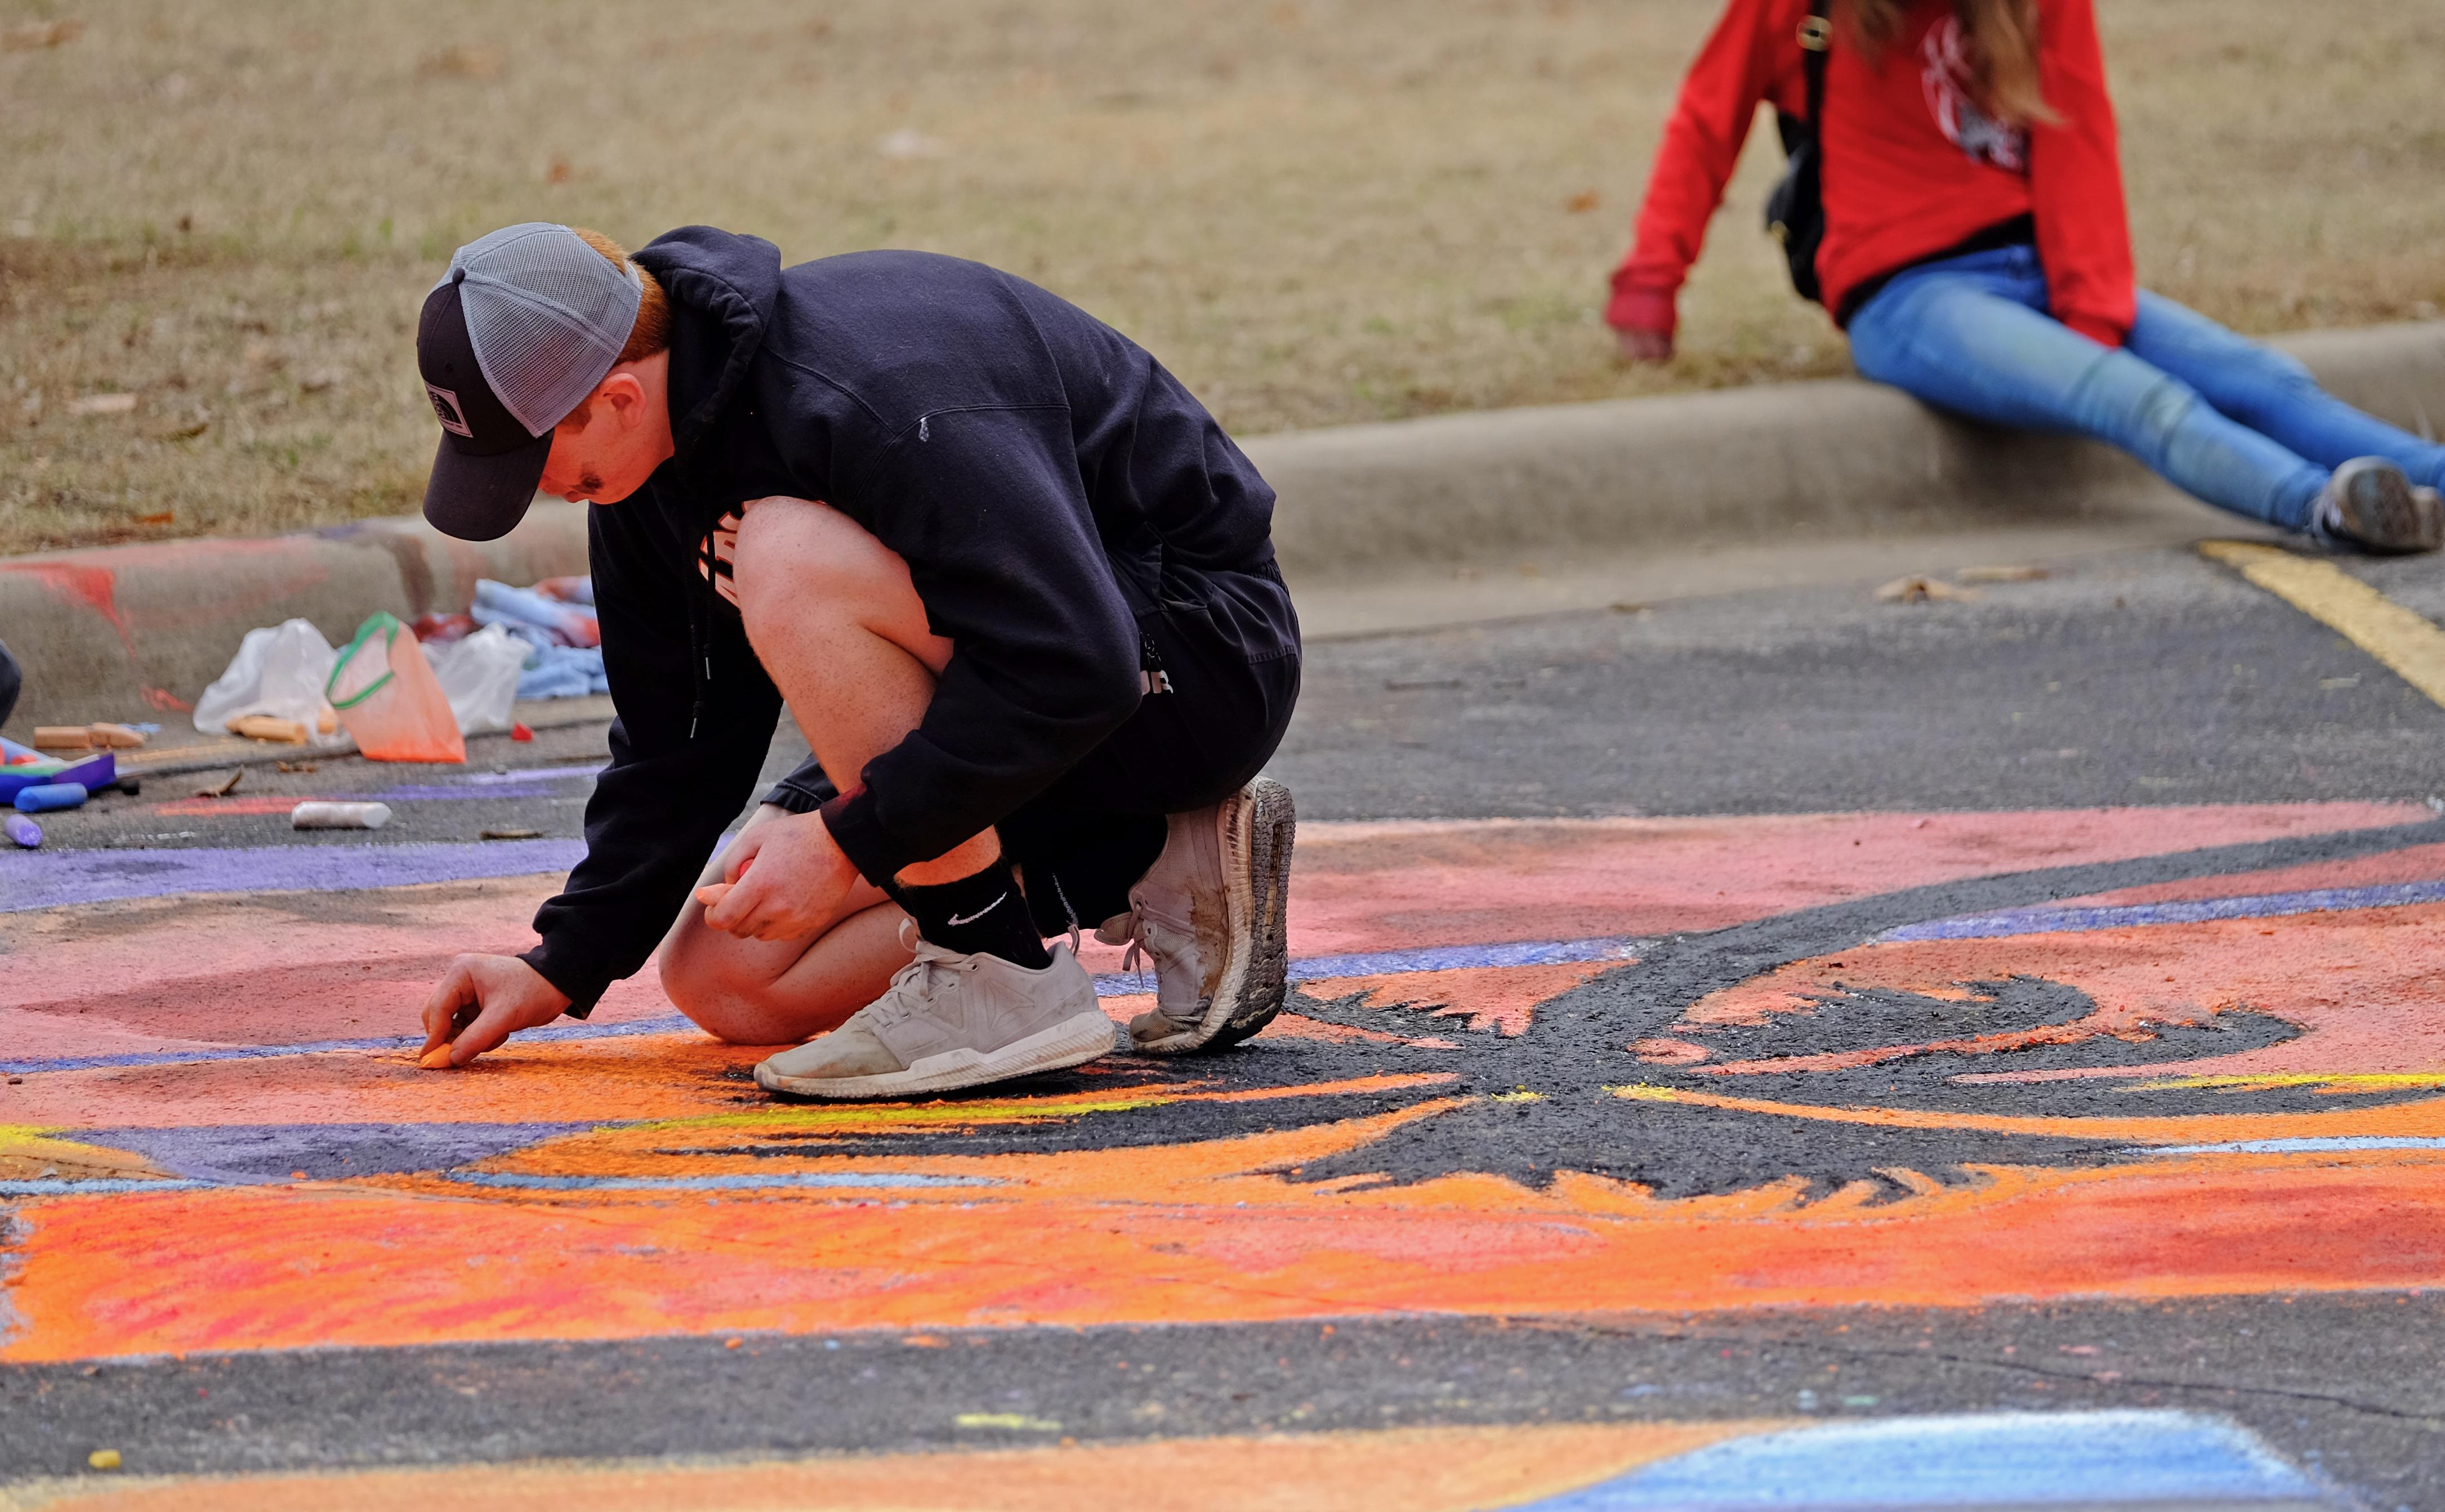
[1607,0,1799,336]
[2029,0,2134,348]
[817,404,1145,886]
[520,493,783,1016]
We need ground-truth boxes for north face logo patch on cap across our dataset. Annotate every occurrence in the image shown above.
[426,382,474,437]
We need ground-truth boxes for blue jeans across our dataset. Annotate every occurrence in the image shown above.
[1846,244,2445,531]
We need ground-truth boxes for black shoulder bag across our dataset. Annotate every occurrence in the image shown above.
[1764,0,1835,304]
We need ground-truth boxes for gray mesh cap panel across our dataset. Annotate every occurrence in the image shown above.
[440,222,644,437]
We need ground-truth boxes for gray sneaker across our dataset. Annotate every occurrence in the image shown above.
[753,929,1116,1100]
[1099,778,1296,1055]
[2312,458,2442,554]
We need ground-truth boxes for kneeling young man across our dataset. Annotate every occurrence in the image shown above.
[413,222,1300,1097]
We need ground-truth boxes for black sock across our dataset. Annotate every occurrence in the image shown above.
[1010,812,1167,936]
[894,856,1052,968]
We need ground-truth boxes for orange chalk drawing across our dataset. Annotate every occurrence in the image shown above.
[4,804,2442,1366]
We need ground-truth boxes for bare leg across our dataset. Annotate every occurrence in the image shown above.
[658,804,907,1044]
[657,495,1006,1040]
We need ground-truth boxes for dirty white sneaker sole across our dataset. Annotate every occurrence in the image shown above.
[754,1009,1117,1101]
[1136,777,1296,1055]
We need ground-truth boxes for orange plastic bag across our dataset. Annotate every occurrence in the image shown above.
[326,612,466,764]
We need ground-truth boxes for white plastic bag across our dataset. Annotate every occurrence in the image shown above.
[193,619,346,745]
[422,623,529,736]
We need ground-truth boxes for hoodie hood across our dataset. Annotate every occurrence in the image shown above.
[632,226,783,457]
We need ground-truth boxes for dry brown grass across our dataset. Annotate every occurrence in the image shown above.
[4,0,2441,555]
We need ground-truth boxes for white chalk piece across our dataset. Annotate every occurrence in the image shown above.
[291,800,392,830]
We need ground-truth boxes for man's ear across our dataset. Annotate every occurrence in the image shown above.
[599,370,649,426]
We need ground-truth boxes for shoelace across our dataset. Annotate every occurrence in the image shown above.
[867,927,970,1026]
[1110,903,1200,1023]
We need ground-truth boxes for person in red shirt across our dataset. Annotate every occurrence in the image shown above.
[1610,0,2445,552]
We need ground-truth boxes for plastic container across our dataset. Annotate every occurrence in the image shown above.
[291,800,392,830]
[15,782,87,814]
[327,613,466,764]
[0,749,110,807]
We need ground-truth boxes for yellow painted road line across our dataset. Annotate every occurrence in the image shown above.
[2199,540,2445,709]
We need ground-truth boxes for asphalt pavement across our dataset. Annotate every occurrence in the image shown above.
[6,538,2444,1509]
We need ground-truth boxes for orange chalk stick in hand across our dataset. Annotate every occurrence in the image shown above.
[418,1044,457,1070]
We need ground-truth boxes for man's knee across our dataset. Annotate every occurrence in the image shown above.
[657,928,769,1045]
[733,496,902,624]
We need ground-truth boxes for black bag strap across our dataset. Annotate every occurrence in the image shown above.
[1800,0,1832,128]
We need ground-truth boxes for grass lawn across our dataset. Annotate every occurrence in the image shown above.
[3,0,2440,555]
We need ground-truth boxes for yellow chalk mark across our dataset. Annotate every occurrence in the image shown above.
[2200,540,2445,708]
[2132,1071,2445,1093]
[0,1126,165,1183]
[628,1074,1458,1136]
[1604,1081,2445,1146]
[954,1412,1063,1432]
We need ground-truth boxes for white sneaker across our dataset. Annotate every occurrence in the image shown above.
[753,927,1116,1100]
[1098,778,1295,1055]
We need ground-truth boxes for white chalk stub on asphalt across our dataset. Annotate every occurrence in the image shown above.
[291,801,391,831]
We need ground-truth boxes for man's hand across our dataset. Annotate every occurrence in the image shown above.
[696,808,861,942]
[418,954,572,1068]
[1616,325,1675,364]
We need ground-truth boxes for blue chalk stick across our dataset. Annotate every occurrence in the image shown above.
[15,782,87,814]
[3,813,39,848]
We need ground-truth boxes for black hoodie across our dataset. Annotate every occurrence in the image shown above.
[519,228,1296,1015]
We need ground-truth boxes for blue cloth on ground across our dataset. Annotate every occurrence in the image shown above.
[517,645,609,700]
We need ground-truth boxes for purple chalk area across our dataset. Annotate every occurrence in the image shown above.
[1882,878,2445,942]
[0,839,589,914]
[92,1121,593,1184]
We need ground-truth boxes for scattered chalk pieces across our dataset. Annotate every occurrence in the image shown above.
[87,1448,121,1470]
[32,726,92,750]
[292,800,391,830]
[480,826,543,841]
[15,782,87,814]
[511,721,534,741]
[232,714,310,744]
[5,813,41,849]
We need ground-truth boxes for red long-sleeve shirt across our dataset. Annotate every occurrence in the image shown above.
[1608,0,2135,348]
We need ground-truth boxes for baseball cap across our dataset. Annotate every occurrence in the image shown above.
[416,223,643,541]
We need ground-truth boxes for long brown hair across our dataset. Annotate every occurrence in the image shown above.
[1842,0,2056,126]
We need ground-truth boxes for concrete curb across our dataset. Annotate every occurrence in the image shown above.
[1250,320,2445,577]
[2,504,588,733]
[6,321,2442,731]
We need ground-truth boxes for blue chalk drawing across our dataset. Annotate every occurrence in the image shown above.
[2139,1136,2445,1156]
[1514,1411,2326,1509]
[1882,879,2445,943]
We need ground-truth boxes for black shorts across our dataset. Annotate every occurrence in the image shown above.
[764,590,1301,933]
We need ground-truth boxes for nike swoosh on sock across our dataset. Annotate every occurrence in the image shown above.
[945,892,1008,927]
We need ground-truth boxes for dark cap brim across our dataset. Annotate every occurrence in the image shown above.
[422,431,552,542]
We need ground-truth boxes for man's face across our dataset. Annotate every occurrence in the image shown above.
[538,373,663,504]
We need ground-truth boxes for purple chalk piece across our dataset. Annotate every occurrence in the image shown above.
[3,813,39,849]
[13,782,86,815]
